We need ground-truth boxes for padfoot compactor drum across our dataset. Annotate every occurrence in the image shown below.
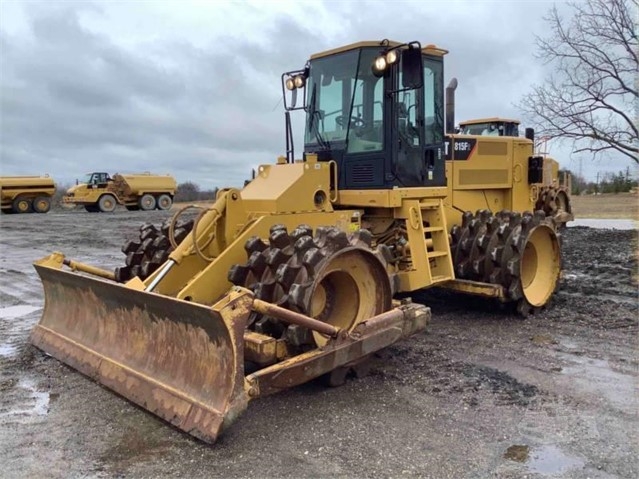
[30,40,562,443]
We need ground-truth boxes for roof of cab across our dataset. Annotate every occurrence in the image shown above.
[310,41,448,60]
[459,117,521,126]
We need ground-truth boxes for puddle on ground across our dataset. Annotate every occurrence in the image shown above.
[504,444,529,462]
[559,352,637,414]
[0,305,41,320]
[0,377,50,418]
[570,218,637,230]
[0,342,18,358]
[504,444,585,475]
[530,334,558,346]
[528,444,585,475]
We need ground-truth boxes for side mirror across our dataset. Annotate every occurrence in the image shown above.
[401,47,423,89]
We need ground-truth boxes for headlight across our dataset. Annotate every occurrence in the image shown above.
[385,49,398,65]
[294,75,305,88]
[285,77,295,90]
[372,56,387,76]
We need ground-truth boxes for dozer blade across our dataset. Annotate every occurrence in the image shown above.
[30,263,252,443]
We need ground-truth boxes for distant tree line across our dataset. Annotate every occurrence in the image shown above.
[175,181,219,203]
[570,169,638,195]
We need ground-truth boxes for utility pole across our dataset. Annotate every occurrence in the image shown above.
[595,171,600,194]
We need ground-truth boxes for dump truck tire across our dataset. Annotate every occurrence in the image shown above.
[33,196,51,213]
[12,196,32,214]
[138,194,156,211]
[98,194,117,213]
[156,194,172,210]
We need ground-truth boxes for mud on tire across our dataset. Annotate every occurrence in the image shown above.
[228,224,396,347]
[535,186,572,223]
[450,209,561,315]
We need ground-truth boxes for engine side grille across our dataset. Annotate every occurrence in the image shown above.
[351,163,375,184]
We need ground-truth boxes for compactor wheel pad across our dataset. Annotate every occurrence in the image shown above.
[114,218,194,282]
[536,186,572,226]
[450,209,561,313]
[228,224,313,336]
[229,225,395,347]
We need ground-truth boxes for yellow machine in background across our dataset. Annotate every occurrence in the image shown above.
[453,115,574,226]
[30,40,562,444]
[63,171,176,212]
[0,175,56,214]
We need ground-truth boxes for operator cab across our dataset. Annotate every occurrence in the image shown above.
[282,40,447,190]
[458,118,520,137]
[81,172,111,187]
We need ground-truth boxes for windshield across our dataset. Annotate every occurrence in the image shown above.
[460,122,500,136]
[81,174,93,184]
[305,48,384,152]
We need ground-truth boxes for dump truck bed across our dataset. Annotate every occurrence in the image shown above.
[115,174,176,195]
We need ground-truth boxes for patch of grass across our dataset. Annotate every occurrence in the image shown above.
[571,192,638,219]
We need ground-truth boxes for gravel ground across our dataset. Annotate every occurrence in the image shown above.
[0,209,637,479]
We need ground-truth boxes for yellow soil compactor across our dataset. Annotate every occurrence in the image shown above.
[30,40,563,443]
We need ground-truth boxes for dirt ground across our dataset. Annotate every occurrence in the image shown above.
[0,208,637,479]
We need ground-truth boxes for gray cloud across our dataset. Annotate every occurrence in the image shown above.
[1,0,631,189]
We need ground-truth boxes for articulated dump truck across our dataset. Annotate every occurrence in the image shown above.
[0,175,56,214]
[30,40,563,444]
[63,171,176,212]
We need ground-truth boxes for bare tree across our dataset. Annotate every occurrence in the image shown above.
[519,0,638,163]
[175,181,200,202]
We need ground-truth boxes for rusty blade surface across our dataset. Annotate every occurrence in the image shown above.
[31,264,251,443]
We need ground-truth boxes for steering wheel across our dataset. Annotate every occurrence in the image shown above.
[335,115,367,129]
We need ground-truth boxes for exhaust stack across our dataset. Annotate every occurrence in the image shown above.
[445,78,458,134]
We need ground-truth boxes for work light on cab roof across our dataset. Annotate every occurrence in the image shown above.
[285,74,306,90]
[372,46,400,77]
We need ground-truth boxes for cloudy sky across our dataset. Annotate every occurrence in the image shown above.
[0,0,634,189]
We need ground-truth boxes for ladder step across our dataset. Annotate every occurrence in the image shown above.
[431,274,452,283]
[427,251,449,259]
[423,226,444,233]
[418,202,439,209]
